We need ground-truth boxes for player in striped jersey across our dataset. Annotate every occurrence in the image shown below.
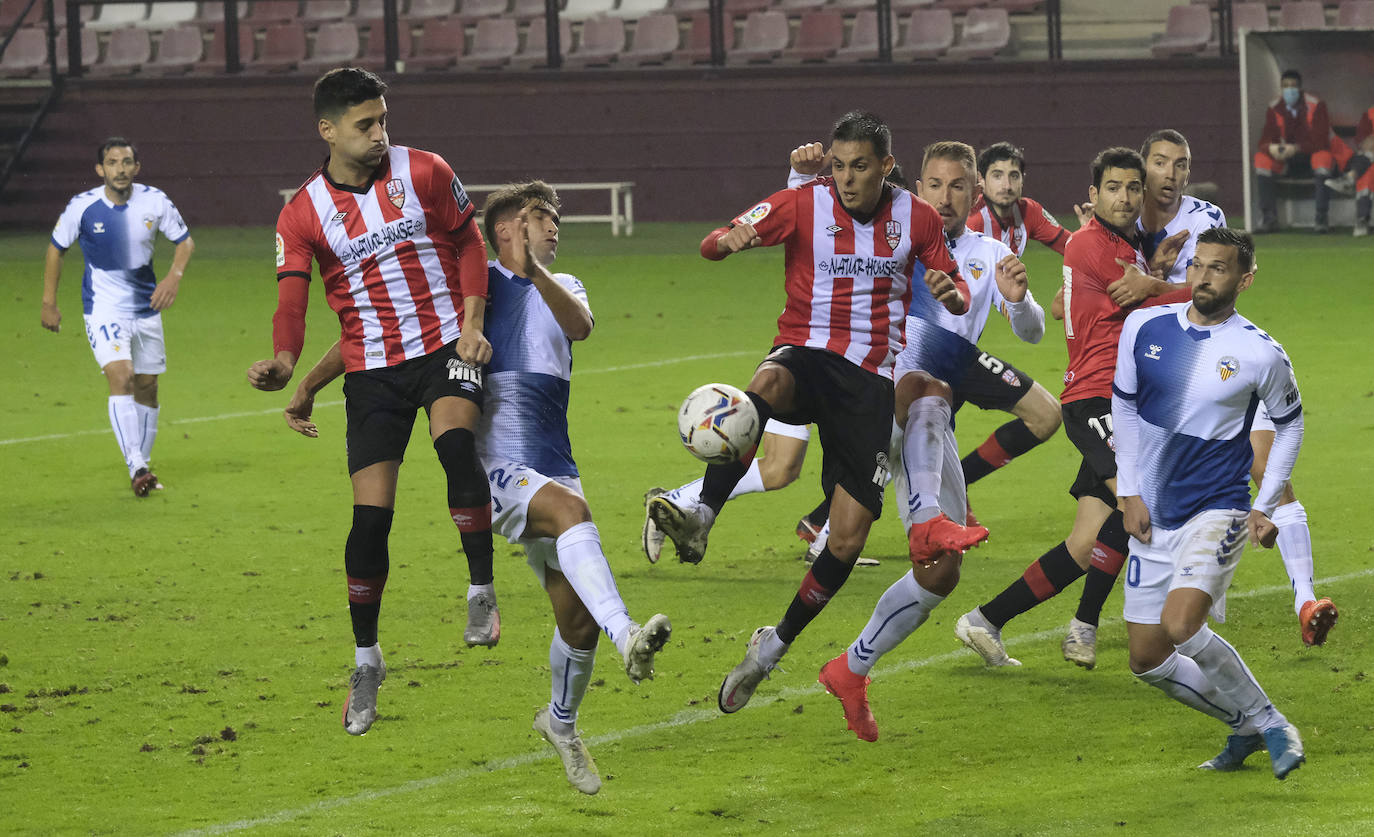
[41,137,195,496]
[967,141,1081,258]
[246,68,497,736]
[1115,227,1306,778]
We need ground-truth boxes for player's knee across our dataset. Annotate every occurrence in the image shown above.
[549,490,593,533]
[896,372,951,419]
[345,505,393,577]
[433,428,488,505]
[747,363,792,410]
[914,556,960,596]
[1162,613,1205,648]
[104,363,134,394]
[758,446,804,489]
[132,375,158,406]
[1018,385,1062,440]
[825,530,865,563]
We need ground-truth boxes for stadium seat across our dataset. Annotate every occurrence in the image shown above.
[724,0,772,14]
[779,0,827,13]
[197,1,224,22]
[610,0,670,18]
[783,9,842,60]
[301,0,354,21]
[622,11,678,63]
[511,0,557,21]
[55,26,100,71]
[945,6,1008,58]
[88,3,149,31]
[672,11,734,62]
[563,0,615,19]
[145,24,206,73]
[1150,4,1211,56]
[356,19,413,67]
[565,14,625,64]
[728,9,788,63]
[89,25,152,73]
[508,15,571,66]
[242,20,306,71]
[407,17,466,68]
[835,9,896,61]
[456,0,508,20]
[454,16,517,67]
[1233,2,1271,30]
[1277,0,1325,27]
[0,26,48,77]
[1337,0,1374,25]
[142,2,199,28]
[353,0,398,20]
[299,20,359,73]
[246,1,302,23]
[892,7,951,60]
[192,22,254,70]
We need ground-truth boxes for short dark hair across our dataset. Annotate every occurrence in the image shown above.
[313,67,388,120]
[922,140,978,186]
[482,180,561,246]
[97,137,136,164]
[885,162,909,189]
[1091,147,1145,189]
[1281,69,1302,86]
[1140,129,1190,159]
[832,111,891,160]
[977,141,1024,178]
[1196,227,1255,273]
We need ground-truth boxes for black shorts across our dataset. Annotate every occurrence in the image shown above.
[763,345,894,518]
[952,348,1035,414]
[343,340,485,475]
[1060,396,1117,507]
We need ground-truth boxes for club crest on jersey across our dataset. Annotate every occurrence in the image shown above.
[1002,368,1021,387]
[385,178,406,210]
[1217,356,1239,381]
[143,215,156,231]
[734,202,772,227]
[885,220,902,250]
[967,258,986,280]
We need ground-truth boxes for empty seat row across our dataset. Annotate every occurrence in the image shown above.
[1153,0,1374,58]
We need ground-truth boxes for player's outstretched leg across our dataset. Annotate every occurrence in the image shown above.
[647,492,717,565]
[719,626,785,713]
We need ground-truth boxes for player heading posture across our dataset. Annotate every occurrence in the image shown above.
[1115,227,1305,779]
[246,68,497,735]
[41,137,195,496]
[650,111,980,714]
[956,148,1192,671]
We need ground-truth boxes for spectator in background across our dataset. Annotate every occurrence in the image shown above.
[1253,69,1351,234]
[1323,104,1374,237]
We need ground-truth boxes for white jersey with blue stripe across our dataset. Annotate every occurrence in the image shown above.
[898,227,1014,383]
[478,260,590,478]
[51,184,190,316]
[1113,303,1301,529]
[1137,195,1225,285]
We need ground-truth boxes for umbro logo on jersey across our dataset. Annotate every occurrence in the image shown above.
[1145,344,1163,360]
[1217,356,1239,381]
[386,178,406,210]
[825,225,843,236]
[332,211,348,223]
[885,220,902,250]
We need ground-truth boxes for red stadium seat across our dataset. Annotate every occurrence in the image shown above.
[0,26,48,77]
[1337,0,1374,25]
[1151,4,1211,57]
[565,15,626,65]
[243,20,306,71]
[90,25,152,74]
[989,0,1040,11]
[299,20,360,74]
[508,15,571,67]
[783,9,842,61]
[145,24,206,74]
[455,16,517,67]
[192,22,255,71]
[1233,2,1271,30]
[1277,1,1325,27]
[354,0,404,20]
[356,19,413,68]
[407,17,465,68]
[301,0,353,21]
[54,26,100,72]
[672,11,734,62]
[728,9,789,63]
[622,12,679,63]
[935,0,987,11]
[892,8,952,60]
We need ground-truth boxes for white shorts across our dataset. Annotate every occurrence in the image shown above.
[84,309,166,375]
[485,458,581,588]
[1121,508,1249,625]
[1251,403,1274,434]
[763,418,810,441]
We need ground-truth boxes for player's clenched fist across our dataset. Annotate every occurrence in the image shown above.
[717,222,762,254]
[924,268,966,314]
[789,142,830,177]
[994,253,1028,302]
[247,357,294,391]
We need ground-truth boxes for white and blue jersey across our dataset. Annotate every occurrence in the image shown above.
[1113,303,1301,530]
[1137,195,1225,285]
[51,184,189,316]
[478,260,590,478]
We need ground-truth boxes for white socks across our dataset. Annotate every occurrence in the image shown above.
[548,628,596,734]
[1272,501,1316,612]
[669,460,766,508]
[467,582,495,601]
[1136,651,1238,727]
[1157,625,1286,734]
[108,395,148,476]
[354,642,383,670]
[759,629,790,668]
[555,522,634,654]
[135,402,159,464]
[902,397,952,526]
[847,571,944,676]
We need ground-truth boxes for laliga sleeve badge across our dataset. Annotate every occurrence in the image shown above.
[275,232,286,268]
[733,202,772,227]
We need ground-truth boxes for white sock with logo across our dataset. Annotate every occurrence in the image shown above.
[846,571,944,676]
[135,402,159,465]
[556,522,634,654]
[548,628,596,734]
[1135,651,1242,728]
[1272,501,1316,613]
[108,395,147,476]
[902,397,951,525]
[354,642,383,670]
[1176,625,1284,732]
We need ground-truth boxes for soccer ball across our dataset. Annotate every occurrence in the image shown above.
[677,383,760,465]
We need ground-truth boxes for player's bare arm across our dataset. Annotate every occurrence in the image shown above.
[994,253,1029,303]
[1145,229,1189,281]
[1050,284,1065,320]
[456,295,492,364]
[1107,259,1178,308]
[514,209,592,341]
[923,268,966,314]
[1120,494,1152,543]
[284,340,344,438]
[151,236,195,312]
[789,142,830,177]
[40,244,64,333]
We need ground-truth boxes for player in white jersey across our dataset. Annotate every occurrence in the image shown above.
[1114,227,1306,779]
[41,137,195,497]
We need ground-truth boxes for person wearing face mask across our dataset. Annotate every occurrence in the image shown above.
[1253,69,1353,234]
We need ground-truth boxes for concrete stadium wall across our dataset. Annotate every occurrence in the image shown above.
[4,59,1240,232]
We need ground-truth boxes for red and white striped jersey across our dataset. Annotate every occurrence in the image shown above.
[274,145,487,372]
[713,178,963,378]
[967,195,1069,257]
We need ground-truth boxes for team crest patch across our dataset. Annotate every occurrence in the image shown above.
[734,202,772,227]
[885,220,902,250]
[385,178,406,210]
[967,258,986,280]
[143,215,156,231]
[1002,368,1021,387]
[1217,356,1239,381]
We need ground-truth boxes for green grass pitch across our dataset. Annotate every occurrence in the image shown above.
[1,223,1371,835]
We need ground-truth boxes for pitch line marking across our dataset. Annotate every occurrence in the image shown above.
[0,351,756,447]
[173,567,1374,836]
